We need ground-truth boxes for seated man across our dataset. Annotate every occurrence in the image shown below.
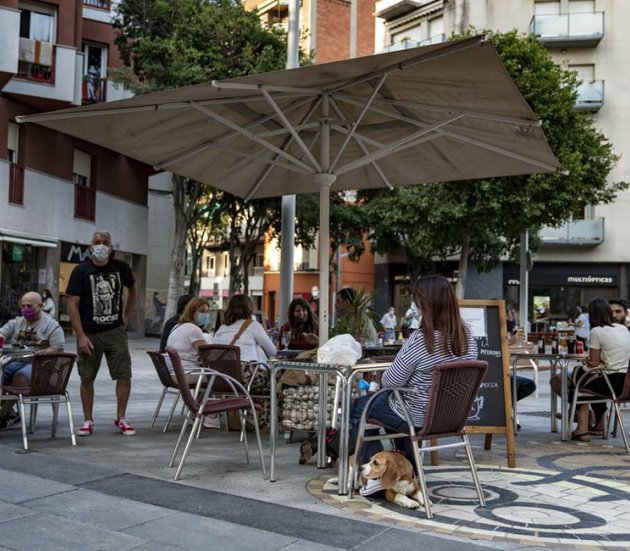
[0,291,65,429]
[512,375,536,430]
[333,287,379,343]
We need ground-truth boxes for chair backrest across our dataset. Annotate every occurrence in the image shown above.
[416,359,488,439]
[147,350,177,388]
[165,346,200,414]
[197,344,242,393]
[29,352,76,396]
[616,357,630,402]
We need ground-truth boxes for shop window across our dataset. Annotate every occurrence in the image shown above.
[82,42,107,105]
[73,149,95,221]
[7,123,24,205]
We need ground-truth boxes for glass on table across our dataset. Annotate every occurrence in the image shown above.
[281,332,291,350]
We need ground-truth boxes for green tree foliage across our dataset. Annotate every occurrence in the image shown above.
[111,0,291,93]
[364,30,627,295]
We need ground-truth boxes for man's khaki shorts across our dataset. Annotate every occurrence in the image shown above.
[77,326,132,382]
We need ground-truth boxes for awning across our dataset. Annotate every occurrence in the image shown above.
[0,231,58,248]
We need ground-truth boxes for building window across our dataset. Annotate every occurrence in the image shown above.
[73,149,95,221]
[82,42,107,105]
[207,256,215,271]
[7,123,23,205]
[17,1,56,83]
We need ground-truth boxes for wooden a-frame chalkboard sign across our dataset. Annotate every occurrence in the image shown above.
[459,299,515,468]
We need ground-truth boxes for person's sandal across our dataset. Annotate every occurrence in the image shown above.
[571,431,591,443]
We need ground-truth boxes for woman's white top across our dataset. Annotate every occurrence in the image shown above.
[166,322,205,371]
[42,297,56,318]
[588,323,630,372]
[575,313,590,340]
[212,318,277,367]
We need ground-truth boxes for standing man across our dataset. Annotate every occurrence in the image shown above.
[67,231,137,436]
[379,306,397,342]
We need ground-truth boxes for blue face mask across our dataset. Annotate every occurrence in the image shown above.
[195,312,210,327]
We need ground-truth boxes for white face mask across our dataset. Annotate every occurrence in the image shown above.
[92,244,110,261]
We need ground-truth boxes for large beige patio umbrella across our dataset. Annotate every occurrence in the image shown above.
[18,35,563,343]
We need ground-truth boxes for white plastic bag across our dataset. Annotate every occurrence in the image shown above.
[317,334,362,366]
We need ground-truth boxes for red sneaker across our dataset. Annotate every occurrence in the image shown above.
[77,420,94,436]
[114,417,136,436]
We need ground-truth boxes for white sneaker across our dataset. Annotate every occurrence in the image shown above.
[202,415,222,429]
[359,478,383,496]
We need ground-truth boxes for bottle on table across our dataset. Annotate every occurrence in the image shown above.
[537,330,545,354]
[544,333,553,355]
[558,333,568,355]
[568,333,576,354]
[551,329,559,355]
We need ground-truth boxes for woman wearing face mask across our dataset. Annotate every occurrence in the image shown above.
[165,297,210,385]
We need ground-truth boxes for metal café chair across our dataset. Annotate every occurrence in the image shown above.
[146,350,203,432]
[2,352,77,450]
[569,359,630,452]
[165,346,267,481]
[350,359,488,518]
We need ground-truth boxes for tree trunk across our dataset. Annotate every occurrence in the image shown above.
[166,174,188,320]
[456,233,470,299]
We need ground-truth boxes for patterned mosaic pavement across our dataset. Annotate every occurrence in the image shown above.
[308,446,630,549]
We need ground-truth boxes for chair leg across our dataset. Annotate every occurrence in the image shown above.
[151,387,168,428]
[245,401,267,480]
[18,397,28,451]
[174,415,202,481]
[239,410,250,464]
[163,392,180,432]
[462,434,486,506]
[51,400,59,439]
[410,441,432,519]
[66,393,76,446]
[29,402,38,434]
[613,402,630,453]
[169,413,191,467]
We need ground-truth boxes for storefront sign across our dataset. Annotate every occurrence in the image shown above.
[11,244,23,261]
[61,241,90,263]
[504,264,618,287]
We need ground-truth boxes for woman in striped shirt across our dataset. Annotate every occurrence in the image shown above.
[351,274,477,464]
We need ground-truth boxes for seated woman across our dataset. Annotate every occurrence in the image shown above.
[211,294,277,393]
[277,298,319,350]
[165,297,210,385]
[570,297,630,442]
[351,274,477,464]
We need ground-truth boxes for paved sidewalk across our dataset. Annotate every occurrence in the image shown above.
[0,336,628,550]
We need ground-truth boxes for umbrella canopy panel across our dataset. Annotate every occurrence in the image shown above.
[19,36,563,200]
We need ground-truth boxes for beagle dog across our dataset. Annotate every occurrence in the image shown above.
[361,451,428,509]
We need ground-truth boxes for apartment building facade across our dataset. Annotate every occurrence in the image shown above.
[0,0,149,332]
[373,0,630,326]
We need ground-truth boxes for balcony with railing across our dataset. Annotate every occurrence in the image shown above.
[83,0,110,9]
[380,34,445,53]
[575,80,604,112]
[530,12,604,48]
[539,218,604,246]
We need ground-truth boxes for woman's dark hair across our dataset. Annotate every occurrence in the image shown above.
[413,274,469,356]
[179,297,208,324]
[288,298,317,334]
[224,294,254,325]
[580,304,588,313]
[589,297,614,328]
[42,289,52,300]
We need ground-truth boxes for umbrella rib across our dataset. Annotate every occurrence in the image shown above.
[245,98,324,201]
[330,74,388,172]
[337,94,542,127]
[211,81,322,96]
[329,98,393,190]
[335,113,463,176]
[438,129,562,172]
[261,88,322,171]
[189,102,316,174]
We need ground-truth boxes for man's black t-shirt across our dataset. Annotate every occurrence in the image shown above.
[67,258,135,334]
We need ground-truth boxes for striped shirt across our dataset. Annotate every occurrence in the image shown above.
[382,327,477,428]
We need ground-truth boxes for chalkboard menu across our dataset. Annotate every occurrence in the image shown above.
[459,299,515,468]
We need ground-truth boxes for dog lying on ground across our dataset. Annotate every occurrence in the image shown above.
[299,428,355,467]
[360,450,428,509]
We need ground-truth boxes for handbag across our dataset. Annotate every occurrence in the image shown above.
[229,319,270,394]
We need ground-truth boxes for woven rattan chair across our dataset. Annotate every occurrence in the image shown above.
[165,346,266,481]
[351,359,488,518]
[2,352,77,450]
[569,359,630,452]
[146,351,203,432]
